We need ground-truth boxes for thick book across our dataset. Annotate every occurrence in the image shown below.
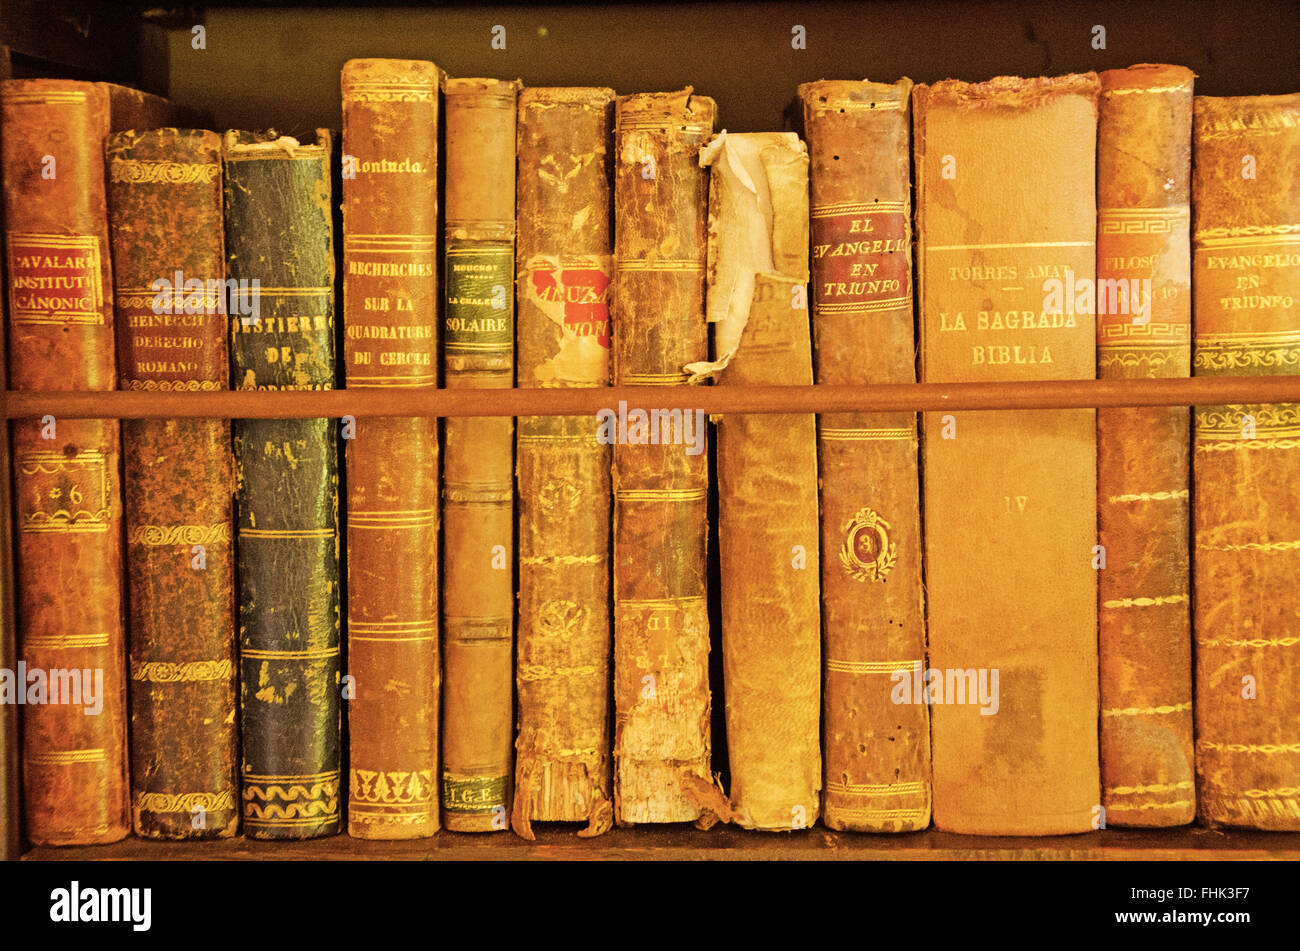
[611,89,721,825]
[1,78,175,846]
[800,77,932,833]
[1095,65,1196,828]
[224,130,341,839]
[1192,92,1300,830]
[441,77,519,833]
[512,86,615,838]
[341,58,442,840]
[107,128,239,839]
[914,74,1101,835]
[700,130,821,831]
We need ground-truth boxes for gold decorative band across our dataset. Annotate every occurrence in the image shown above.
[348,509,438,528]
[1097,205,1189,234]
[1198,740,1300,755]
[617,596,707,610]
[1107,490,1188,503]
[820,426,915,441]
[811,200,907,217]
[29,748,107,766]
[1197,636,1300,649]
[824,780,925,797]
[130,522,232,546]
[25,633,111,650]
[110,159,220,184]
[1101,594,1189,609]
[1104,780,1194,796]
[815,296,911,314]
[442,485,512,504]
[614,259,704,272]
[1193,223,1300,248]
[926,240,1092,252]
[136,790,236,813]
[1101,701,1191,717]
[248,286,332,295]
[517,432,604,445]
[124,379,223,392]
[239,527,335,539]
[517,663,600,682]
[132,659,233,683]
[1197,539,1300,553]
[240,647,339,661]
[826,658,920,675]
[615,487,708,502]
[3,91,89,104]
[619,372,691,385]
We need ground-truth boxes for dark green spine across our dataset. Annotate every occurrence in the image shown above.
[223,131,340,839]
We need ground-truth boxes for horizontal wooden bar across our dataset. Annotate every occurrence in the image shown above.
[3,376,1300,419]
[21,825,1300,861]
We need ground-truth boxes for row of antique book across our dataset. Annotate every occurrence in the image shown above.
[1,61,1297,846]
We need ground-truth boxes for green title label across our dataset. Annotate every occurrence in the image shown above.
[445,244,514,355]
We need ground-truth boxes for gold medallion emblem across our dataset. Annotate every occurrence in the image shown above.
[839,507,898,582]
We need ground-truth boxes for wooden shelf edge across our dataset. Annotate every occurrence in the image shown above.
[19,825,1300,861]
[4,376,1300,418]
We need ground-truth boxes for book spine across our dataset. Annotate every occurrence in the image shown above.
[107,128,239,839]
[441,77,518,832]
[1,79,130,845]
[512,86,615,837]
[800,78,932,832]
[224,131,341,839]
[706,131,822,831]
[612,89,717,825]
[1192,92,1300,830]
[1095,65,1196,828]
[914,74,1101,835]
[341,58,442,840]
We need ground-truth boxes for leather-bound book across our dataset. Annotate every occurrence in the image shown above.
[512,86,615,838]
[2,79,175,846]
[1095,65,1196,828]
[224,130,341,839]
[1192,92,1300,830]
[441,77,519,833]
[107,128,239,839]
[698,131,821,830]
[914,74,1101,835]
[800,78,932,833]
[341,59,442,840]
[612,89,719,825]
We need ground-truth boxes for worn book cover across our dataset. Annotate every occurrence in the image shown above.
[513,86,615,838]
[1096,64,1196,828]
[800,77,932,832]
[2,78,175,846]
[914,74,1101,835]
[108,127,239,839]
[224,129,341,839]
[698,130,821,831]
[341,58,442,840]
[1192,92,1300,830]
[441,77,519,832]
[612,89,721,825]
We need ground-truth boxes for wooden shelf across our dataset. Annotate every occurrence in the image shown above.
[6,375,1300,419]
[22,825,1300,861]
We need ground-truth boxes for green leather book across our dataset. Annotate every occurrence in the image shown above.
[223,130,341,839]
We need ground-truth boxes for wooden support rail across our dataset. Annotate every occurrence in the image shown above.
[3,376,1300,419]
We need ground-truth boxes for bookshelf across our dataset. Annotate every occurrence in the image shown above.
[3,0,1299,861]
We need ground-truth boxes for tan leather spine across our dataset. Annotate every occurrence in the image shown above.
[342,58,442,839]
[1192,92,1300,830]
[512,86,615,838]
[1095,64,1196,828]
[441,76,519,832]
[914,74,1101,835]
[800,78,932,832]
[612,89,716,825]
[705,131,822,831]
